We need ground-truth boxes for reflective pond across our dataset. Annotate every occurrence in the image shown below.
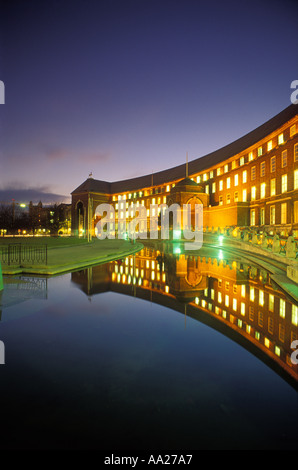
[0,242,297,450]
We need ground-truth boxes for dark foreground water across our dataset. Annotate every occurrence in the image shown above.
[0,262,297,450]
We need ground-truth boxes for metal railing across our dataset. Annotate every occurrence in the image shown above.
[0,244,48,266]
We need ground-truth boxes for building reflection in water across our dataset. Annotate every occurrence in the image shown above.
[71,243,298,387]
[0,276,48,322]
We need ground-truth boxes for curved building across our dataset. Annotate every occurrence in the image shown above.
[71,104,298,238]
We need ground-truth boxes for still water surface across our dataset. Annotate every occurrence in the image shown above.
[0,244,297,450]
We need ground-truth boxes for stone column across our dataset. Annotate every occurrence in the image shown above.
[286,235,296,259]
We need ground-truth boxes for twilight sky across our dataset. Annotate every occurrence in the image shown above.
[0,0,298,204]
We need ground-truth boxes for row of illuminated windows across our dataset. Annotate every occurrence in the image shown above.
[217,171,297,205]
[252,171,297,199]
[111,272,169,286]
[201,143,297,188]
[209,285,298,325]
[115,196,168,210]
[112,185,176,202]
[113,265,167,282]
[111,128,297,203]
[251,202,289,225]
[211,148,298,194]
[195,127,297,183]
[195,295,296,357]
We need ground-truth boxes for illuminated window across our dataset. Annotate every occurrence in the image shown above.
[269,294,274,311]
[212,182,216,193]
[233,299,237,311]
[281,150,287,167]
[241,303,245,316]
[210,170,214,178]
[295,143,298,161]
[217,168,221,176]
[250,287,255,302]
[226,177,231,189]
[267,140,273,151]
[166,185,170,192]
[232,161,237,169]
[203,173,208,181]
[239,156,245,166]
[211,289,215,300]
[281,203,287,224]
[234,174,238,186]
[270,178,276,196]
[278,133,284,145]
[205,185,209,194]
[279,299,286,318]
[292,304,298,326]
[264,337,270,348]
[249,151,254,161]
[258,146,263,157]
[242,170,247,183]
[219,180,223,191]
[281,174,287,193]
[218,292,222,303]
[241,285,246,297]
[225,295,229,307]
[234,191,238,202]
[294,169,298,190]
[219,196,223,206]
[251,166,256,180]
[260,182,266,199]
[251,186,256,200]
[290,124,297,137]
[242,189,247,202]
[260,161,265,177]
[224,164,229,173]
[250,209,255,226]
[275,346,281,357]
[259,290,264,306]
[196,176,201,184]
[270,156,276,172]
[270,205,275,224]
